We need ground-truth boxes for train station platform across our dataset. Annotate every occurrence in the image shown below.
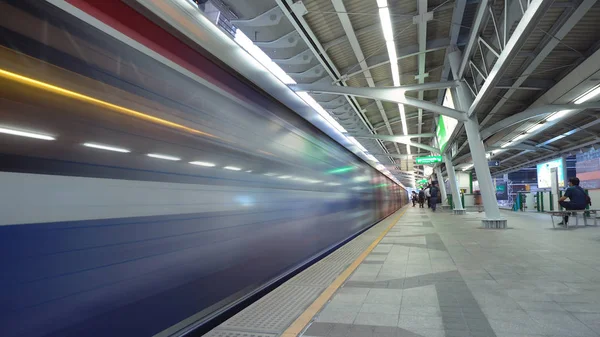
[207,206,600,337]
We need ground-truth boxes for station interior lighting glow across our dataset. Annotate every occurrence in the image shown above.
[224,166,242,171]
[189,161,216,167]
[83,142,130,153]
[147,153,181,161]
[0,126,55,140]
[376,0,410,155]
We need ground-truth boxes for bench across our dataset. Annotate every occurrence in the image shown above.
[547,209,599,229]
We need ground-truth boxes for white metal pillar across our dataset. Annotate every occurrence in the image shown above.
[435,166,448,206]
[449,49,506,228]
[444,156,465,213]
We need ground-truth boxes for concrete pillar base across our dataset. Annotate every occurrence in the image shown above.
[453,209,466,215]
[482,219,508,229]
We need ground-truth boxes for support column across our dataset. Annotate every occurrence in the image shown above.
[444,156,465,214]
[435,166,449,208]
[449,49,507,228]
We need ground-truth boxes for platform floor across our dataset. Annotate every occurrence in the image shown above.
[206,206,600,337]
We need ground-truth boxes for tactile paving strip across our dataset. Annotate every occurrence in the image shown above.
[288,261,346,286]
[208,210,402,335]
[204,330,276,337]
[219,285,325,333]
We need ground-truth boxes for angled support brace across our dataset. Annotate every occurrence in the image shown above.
[351,134,441,154]
[289,83,467,121]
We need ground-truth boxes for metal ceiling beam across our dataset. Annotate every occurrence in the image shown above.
[370,153,414,160]
[330,0,401,155]
[340,38,453,81]
[349,133,436,139]
[493,138,600,175]
[289,83,467,121]
[321,1,464,51]
[415,0,432,154]
[467,0,554,117]
[275,0,395,165]
[351,134,441,153]
[374,114,420,131]
[458,0,491,78]
[479,102,600,140]
[479,0,597,127]
[435,0,468,106]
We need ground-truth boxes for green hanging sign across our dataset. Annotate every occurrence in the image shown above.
[415,156,443,165]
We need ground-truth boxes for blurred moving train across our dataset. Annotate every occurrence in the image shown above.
[0,1,406,336]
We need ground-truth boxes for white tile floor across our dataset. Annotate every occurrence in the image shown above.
[303,207,600,337]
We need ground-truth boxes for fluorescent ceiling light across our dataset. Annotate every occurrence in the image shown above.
[501,142,512,148]
[83,142,130,153]
[547,110,572,121]
[0,126,55,140]
[526,124,544,133]
[574,84,600,104]
[245,170,252,173]
[278,175,291,179]
[224,166,242,171]
[264,173,277,176]
[189,161,216,167]
[462,164,473,171]
[147,153,181,161]
[379,8,394,41]
[377,0,388,7]
[326,182,342,186]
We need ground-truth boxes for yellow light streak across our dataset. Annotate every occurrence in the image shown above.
[0,68,217,139]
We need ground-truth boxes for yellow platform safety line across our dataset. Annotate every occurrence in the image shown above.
[281,207,408,337]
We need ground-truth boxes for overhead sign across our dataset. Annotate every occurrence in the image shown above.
[416,156,443,165]
[488,161,500,167]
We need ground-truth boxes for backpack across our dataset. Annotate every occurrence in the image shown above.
[576,186,592,206]
[418,191,425,198]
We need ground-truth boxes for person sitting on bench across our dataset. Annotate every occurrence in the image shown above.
[557,177,587,226]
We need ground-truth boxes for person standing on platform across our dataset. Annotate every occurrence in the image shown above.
[418,188,425,208]
[424,185,431,208]
[411,191,418,207]
[430,181,440,212]
[557,177,591,226]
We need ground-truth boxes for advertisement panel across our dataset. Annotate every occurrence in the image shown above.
[437,89,459,153]
[496,182,508,200]
[536,157,566,189]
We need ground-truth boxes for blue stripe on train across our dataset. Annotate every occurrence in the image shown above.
[0,202,380,337]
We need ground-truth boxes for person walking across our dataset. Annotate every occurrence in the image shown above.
[557,177,591,226]
[430,181,440,212]
[424,185,431,208]
[411,191,418,207]
[418,188,425,208]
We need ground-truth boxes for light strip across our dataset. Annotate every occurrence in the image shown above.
[83,142,130,153]
[377,1,410,156]
[189,161,216,167]
[574,84,600,105]
[0,126,55,140]
[224,166,242,171]
[547,109,572,121]
[147,153,181,161]
[0,69,216,139]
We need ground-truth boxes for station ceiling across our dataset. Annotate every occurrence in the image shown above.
[213,0,600,185]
